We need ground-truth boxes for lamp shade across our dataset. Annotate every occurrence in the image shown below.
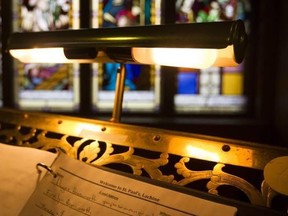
[8,20,247,68]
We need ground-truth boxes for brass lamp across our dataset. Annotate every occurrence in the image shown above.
[8,20,247,122]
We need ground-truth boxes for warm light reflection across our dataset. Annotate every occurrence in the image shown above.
[9,48,112,63]
[10,46,238,69]
[132,46,237,69]
[213,45,238,67]
[74,124,103,136]
[10,48,70,63]
[186,145,220,162]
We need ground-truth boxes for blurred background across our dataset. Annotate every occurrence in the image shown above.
[1,0,288,147]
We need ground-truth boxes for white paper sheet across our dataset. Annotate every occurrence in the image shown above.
[19,152,237,216]
[0,143,57,216]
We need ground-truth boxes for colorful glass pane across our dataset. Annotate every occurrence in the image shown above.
[174,0,250,113]
[13,0,80,111]
[92,0,161,112]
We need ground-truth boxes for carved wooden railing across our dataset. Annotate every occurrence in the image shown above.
[0,108,287,213]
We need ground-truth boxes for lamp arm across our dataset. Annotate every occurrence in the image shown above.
[110,63,126,123]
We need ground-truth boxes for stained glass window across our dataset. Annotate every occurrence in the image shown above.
[12,0,80,111]
[91,0,161,112]
[174,0,250,113]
